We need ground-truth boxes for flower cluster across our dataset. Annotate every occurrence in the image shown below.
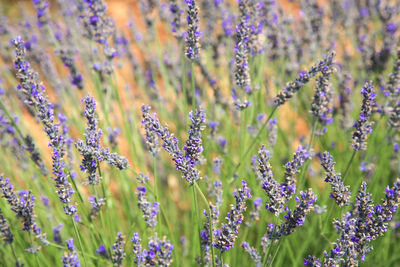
[24,135,48,176]
[141,105,204,184]
[111,232,126,267]
[0,208,13,244]
[206,177,223,208]
[245,197,262,227]
[76,95,128,185]
[131,233,174,266]
[386,49,400,130]
[32,0,50,28]
[306,179,400,265]
[58,48,84,90]
[0,175,48,247]
[311,60,335,126]
[255,145,309,216]
[213,180,251,252]
[233,0,252,111]
[241,242,262,267]
[62,238,80,267]
[53,223,63,244]
[256,146,282,215]
[274,52,336,106]
[169,0,183,38]
[199,203,219,265]
[321,152,351,207]
[12,36,76,215]
[352,81,376,151]
[184,109,206,167]
[81,0,115,44]
[281,146,309,202]
[88,195,106,218]
[107,127,120,149]
[265,189,317,242]
[266,118,278,147]
[136,173,160,229]
[185,0,201,60]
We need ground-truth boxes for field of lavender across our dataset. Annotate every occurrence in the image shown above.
[0,0,399,266]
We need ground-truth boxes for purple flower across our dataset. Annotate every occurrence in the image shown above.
[352,82,376,151]
[275,52,336,106]
[185,0,201,60]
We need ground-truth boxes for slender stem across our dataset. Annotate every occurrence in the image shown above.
[71,217,87,267]
[263,242,273,266]
[268,239,283,267]
[193,181,215,267]
[322,203,335,234]
[181,42,188,127]
[28,233,41,267]
[191,185,201,261]
[96,164,106,200]
[9,243,18,264]
[229,105,278,183]
[191,61,196,108]
[342,150,357,184]
[239,110,245,176]
[153,156,161,234]
[307,118,317,152]
[299,118,318,189]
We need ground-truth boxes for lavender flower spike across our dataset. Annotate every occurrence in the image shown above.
[185,0,201,60]
[141,105,203,184]
[0,175,48,247]
[136,174,160,229]
[321,152,351,207]
[76,95,128,185]
[312,179,400,265]
[184,109,206,167]
[12,36,76,215]
[81,0,114,44]
[265,189,317,242]
[0,208,13,244]
[352,81,376,151]
[242,242,262,267]
[32,0,50,28]
[213,180,251,252]
[131,233,174,266]
[112,232,126,267]
[62,238,80,267]
[311,61,335,126]
[274,52,336,106]
[256,146,284,215]
[281,145,309,202]
[233,0,252,111]
[387,49,400,130]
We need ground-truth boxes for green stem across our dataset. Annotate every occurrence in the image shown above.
[191,61,196,108]
[72,217,87,267]
[193,181,216,267]
[191,185,201,261]
[342,150,357,184]
[181,42,188,127]
[28,233,41,267]
[299,118,318,190]
[268,239,283,267]
[9,243,19,265]
[229,105,278,183]
[153,156,161,234]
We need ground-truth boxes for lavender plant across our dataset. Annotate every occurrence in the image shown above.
[0,1,399,266]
